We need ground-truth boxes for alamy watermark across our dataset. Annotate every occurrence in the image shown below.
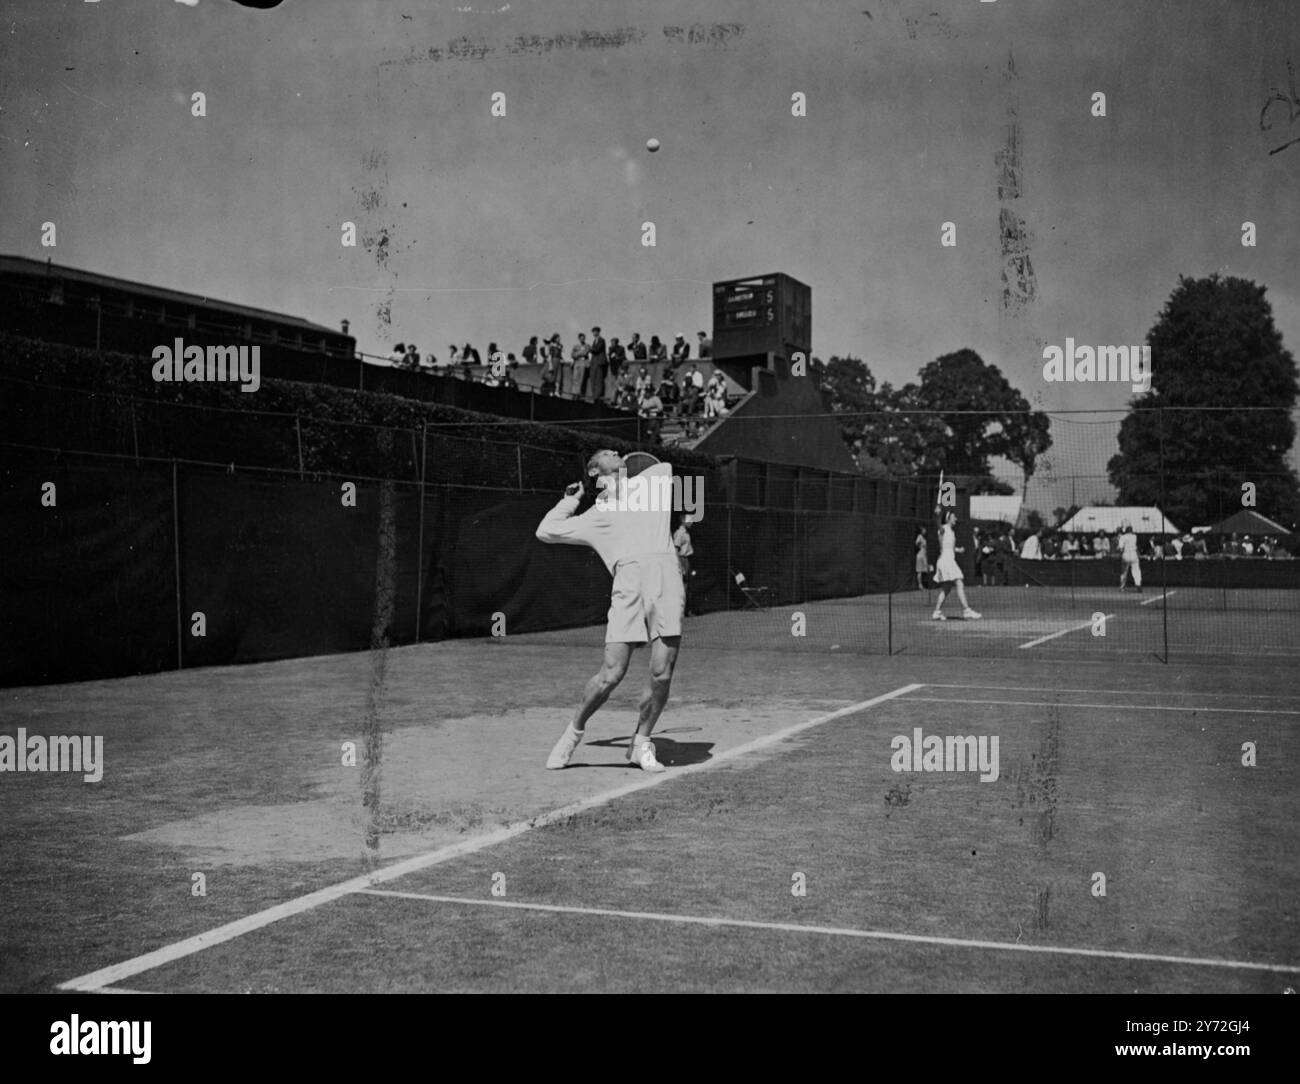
[1042,340,1151,393]
[0,729,103,782]
[50,1015,150,1064]
[597,469,703,521]
[152,338,261,393]
[890,727,999,782]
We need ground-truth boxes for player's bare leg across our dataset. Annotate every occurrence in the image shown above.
[572,642,632,730]
[547,643,631,769]
[953,581,981,619]
[932,586,949,619]
[631,635,679,743]
[626,635,679,772]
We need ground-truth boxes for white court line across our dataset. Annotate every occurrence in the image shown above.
[89,987,159,995]
[356,889,1300,975]
[57,683,924,992]
[904,696,1300,716]
[1018,614,1114,649]
[1139,590,1176,606]
[923,683,1298,701]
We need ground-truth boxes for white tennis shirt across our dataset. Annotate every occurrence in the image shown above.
[536,462,677,574]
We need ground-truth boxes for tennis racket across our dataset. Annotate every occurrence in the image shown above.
[623,451,661,477]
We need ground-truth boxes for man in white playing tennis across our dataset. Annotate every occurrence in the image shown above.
[1117,520,1142,592]
[535,450,684,773]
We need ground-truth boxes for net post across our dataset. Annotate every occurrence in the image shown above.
[295,414,304,480]
[415,422,427,643]
[1070,474,1076,606]
[1218,465,1226,612]
[516,444,523,494]
[1158,406,1168,663]
[887,545,893,658]
[725,504,733,609]
[172,459,183,673]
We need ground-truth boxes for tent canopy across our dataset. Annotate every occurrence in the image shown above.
[970,495,1023,525]
[1057,506,1180,535]
[1207,508,1294,538]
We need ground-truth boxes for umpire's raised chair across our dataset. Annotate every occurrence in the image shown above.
[731,569,773,611]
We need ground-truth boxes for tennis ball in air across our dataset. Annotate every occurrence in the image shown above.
[646,138,660,152]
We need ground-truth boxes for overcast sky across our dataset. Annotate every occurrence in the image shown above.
[3,0,1298,503]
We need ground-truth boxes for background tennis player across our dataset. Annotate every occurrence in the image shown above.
[1117,520,1142,592]
[932,504,982,621]
[535,449,685,773]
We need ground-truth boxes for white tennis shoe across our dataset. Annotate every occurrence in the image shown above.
[546,724,585,769]
[626,737,666,773]
[962,608,982,620]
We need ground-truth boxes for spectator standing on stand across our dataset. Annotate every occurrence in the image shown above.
[570,333,591,397]
[588,327,608,403]
[548,334,566,394]
[607,337,628,402]
[629,332,648,366]
[648,335,668,386]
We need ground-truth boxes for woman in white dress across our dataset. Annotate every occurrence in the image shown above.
[932,506,981,620]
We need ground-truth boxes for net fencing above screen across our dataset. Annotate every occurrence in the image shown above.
[4,386,1298,685]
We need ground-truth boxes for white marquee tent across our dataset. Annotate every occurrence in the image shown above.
[1057,506,1180,535]
[969,495,1023,524]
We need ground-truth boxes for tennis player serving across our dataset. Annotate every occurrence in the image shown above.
[535,450,684,772]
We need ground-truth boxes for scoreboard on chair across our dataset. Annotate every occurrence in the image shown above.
[711,273,811,361]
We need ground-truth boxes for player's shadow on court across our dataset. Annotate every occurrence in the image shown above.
[584,735,714,768]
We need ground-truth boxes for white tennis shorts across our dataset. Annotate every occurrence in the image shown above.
[606,553,685,643]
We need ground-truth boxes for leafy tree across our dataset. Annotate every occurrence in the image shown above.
[815,350,1051,492]
[812,354,881,467]
[1108,275,1300,527]
[908,349,1051,480]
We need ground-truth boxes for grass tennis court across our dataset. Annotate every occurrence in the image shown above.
[2,598,1297,994]
[525,583,1300,661]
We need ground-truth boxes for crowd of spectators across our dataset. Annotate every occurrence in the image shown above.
[967,526,1291,582]
[378,327,725,433]
[953,525,1293,589]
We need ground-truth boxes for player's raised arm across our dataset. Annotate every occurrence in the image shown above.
[535,482,589,544]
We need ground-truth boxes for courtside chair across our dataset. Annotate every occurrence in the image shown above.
[731,569,773,610]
